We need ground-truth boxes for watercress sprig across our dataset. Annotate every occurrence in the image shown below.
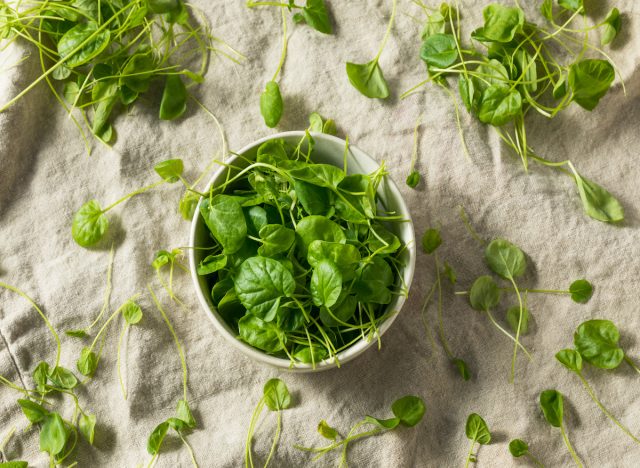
[346,0,397,99]
[420,227,470,380]
[464,413,491,468]
[295,395,425,465]
[245,378,292,468]
[509,438,544,467]
[539,389,583,467]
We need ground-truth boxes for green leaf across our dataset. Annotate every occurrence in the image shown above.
[310,260,342,308]
[574,319,624,369]
[420,33,458,69]
[18,399,48,423]
[443,261,457,285]
[480,4,524,42]
[79,412,96,445]
[506,306,529,334]
[263,378,291,411]
[421,228,442,254]
[572,173,624,223]
[319,295,357,327]
[569,59,615,111]
[176,399,196,428]
[484,239,526,280]
[0,462,28,468]
[120,53,155,93]
[72,200,108,247]
[539,389,563,428]
[308,241,361,280]
[346,60,389,99]
[77,347,98,377]
[558,0,583,13]
[57,22,110,68]
[453,358,471,381]
[509,439,529,457]
[179,191,199,220]
[317,420,338,440]
[465,413,491,444]
[294,180,331,216]
[154,159,184,183]
[406,171,420,188]
[353,257,394,304]
[200,195,247,254]
[421,11,445,39]
[282,160,345,188]
[301,0,332,34]
[234,257,295,321]
[367,224,401,255]
[569,279,593,303]
[258,224,295,257]
[65,329,88,338]
[322,119,337,135]
[309,112,324,132]
[260,81,283,128]
[365,416,400,429]
[33,362,49,394]
[147,421,169,455]
[553,76,567,99]
[40,413,68,456]
[601,8,621,46]
[197,254,227,275]
[555,348,583,373]
[469,276,501,311]
[391,396,426,427]
[159,75,187,120]
[122,300,143,325]
[49,366,78,389]
[478,86,522,126]
[296,216,346,256]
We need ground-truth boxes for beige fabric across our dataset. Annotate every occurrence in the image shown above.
[1,1,640,466]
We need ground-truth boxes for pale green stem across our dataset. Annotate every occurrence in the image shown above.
[485,310,532,360]
[560,423,583,467]
[464,439,475,468]
[271,8,288,82]
[263,410,281,468]
[102,180,166,213]
[117,322,129,400]
[509,277,524,384]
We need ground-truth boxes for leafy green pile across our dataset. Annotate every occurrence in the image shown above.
[556,319,640,447]
[196,134,408,366]
[247,0,332,128]
[410,1,625,223]
[295,395,425,465]
[0,0,239,149]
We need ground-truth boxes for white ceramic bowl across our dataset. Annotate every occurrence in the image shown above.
[189,131,416,372]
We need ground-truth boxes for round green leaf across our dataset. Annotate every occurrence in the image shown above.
[72,200,108,247]
[484,239,526,280]
[569,279,593,304]
[469,276,501,311]
[539,389,563,428]
[147,421,169,455]
[154,158,184,183]
[574,319,624,369]
[465,413,491,444]
[391,395,426,427]
[197,254,228,276]
[506,306,529,334]
[555,348,583,373]
[420,33,458,69]
[263,378,291,411]
[421,228,442,254]
[481,4,524,43]
[79,412,96,445]
[310,260,342,308]
[346,60,389,99]
[569,59,615,111]
[57,22,110,68]
[200,195,247,255]
[77,347,98,377]
[317,419,338,440]
[122,300,143,325]
[258,224,295,257]
[509,439,529,457]
[478,86,522,126]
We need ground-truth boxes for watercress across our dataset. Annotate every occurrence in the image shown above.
[245,378,292,468]
[539,389,583,467]
[346,0,397,99]
[406,2,625,223]
[295,395,425,465]
[464,413,491,467]
[508,438,544,467]
[196,134,407,366]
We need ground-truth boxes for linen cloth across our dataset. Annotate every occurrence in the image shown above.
[1,1,639,466]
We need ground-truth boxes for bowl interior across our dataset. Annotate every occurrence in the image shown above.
[190,131,416,371]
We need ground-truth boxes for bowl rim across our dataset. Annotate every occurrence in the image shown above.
[188,131,416,372]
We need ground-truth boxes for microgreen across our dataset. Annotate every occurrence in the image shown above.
[0,0,241,150]
[464,413,491,467]
[419,227,470,380]
[245,378,292,468]
[539,390,583,467]
[196,135,407,366]
[509,438,544,467]
[146,285,198,467]
[295,395,425,465]
[407,2,626,223]
[346,0,397,99]
[405,116,423,189]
